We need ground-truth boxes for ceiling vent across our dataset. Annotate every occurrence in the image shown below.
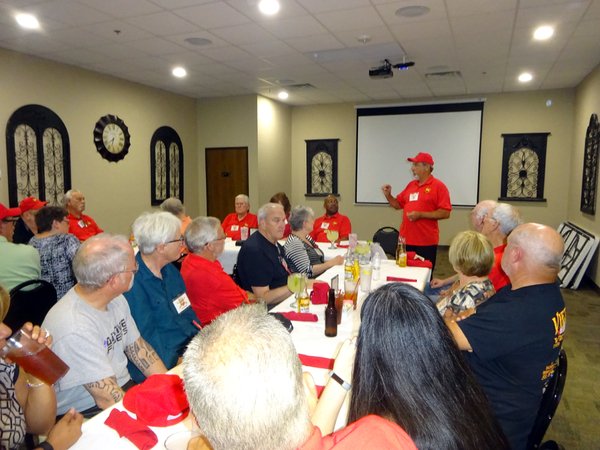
[284,83,316,90]
[425,71,463,81]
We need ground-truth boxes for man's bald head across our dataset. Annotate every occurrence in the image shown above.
[471,200,497,232]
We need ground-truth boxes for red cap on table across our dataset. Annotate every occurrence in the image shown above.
[19,196,49,213]
[123,374,189,427]
[407,152,434,166]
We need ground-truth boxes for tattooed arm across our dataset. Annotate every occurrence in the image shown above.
[124,336,168,377]
[84,376,125,410]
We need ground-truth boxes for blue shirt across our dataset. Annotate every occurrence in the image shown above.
[123,252,199,383]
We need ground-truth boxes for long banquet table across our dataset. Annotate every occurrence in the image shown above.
[69,259,430,450]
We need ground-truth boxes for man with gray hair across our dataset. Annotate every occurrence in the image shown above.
[221,194,258,241]
[237,203,291,307]
[448,223,566,450]
[42,233,168,418]
[181,217,251,326]
[470,199,498,233]
[183,306,415,450]
[65,189,103,242]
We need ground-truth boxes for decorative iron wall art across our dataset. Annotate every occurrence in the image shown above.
[6,104,71,207]
[150,126,183,205]
[499,133,549,202]
[557,222,599,289]
[580,114,599,215]
[306,139,339,196]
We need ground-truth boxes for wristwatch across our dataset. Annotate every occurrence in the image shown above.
[328,371,352,391]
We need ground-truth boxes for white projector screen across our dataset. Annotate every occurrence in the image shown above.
[355,102,484,206]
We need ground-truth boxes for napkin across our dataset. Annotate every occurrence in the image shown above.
[336,244,349,248]
[407,251,433,269]
[280,312,318,322]
[310,281,329,304]
[386,276,417,282]
[298,354,335,398]
[104,409,158,450]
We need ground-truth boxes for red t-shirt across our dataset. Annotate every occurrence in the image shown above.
[222,213,258,240]
[309,213,351,243]
[300,415,417,450]
[489,244,510,291]
[67,213,103,242]
[396,176,451,246]
[181,253,247,326]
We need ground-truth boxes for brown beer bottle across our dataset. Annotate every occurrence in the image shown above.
[325,288,338,337]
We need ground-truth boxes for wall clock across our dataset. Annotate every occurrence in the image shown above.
[93,114,131,162]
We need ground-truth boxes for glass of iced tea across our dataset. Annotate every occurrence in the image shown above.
[0,326,69,386]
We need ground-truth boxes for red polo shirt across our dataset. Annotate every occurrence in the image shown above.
[67,213,103,242]
[489,244,510,291]
[300,415,417,450]
[222,213,258,240]
[309,212,351,243]
[181,253,247,326]
[396,175,451,246]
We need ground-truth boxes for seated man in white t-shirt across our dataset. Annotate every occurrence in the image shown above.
[43,233,168,418]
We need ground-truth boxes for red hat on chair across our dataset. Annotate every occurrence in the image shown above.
[407,152,434,166]
[0,203,21,221]
[123,374,189,427]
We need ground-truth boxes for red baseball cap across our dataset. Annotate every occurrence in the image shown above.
[407,152,434,166]
[19,197,49,213]
[123,374,189,427]
[0,203,22,221]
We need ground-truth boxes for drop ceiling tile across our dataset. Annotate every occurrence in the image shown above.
[450,11,516,35]
[221,55,274,71]
[159,51,216,68]
[129,55,174,70]
[45,47,112,64]
[446,0,517,17]
[263,52,315,68]
[164,31,230,50]
[47,28,119,48]
[241,40,297,58]
[148,0,218,9]
[86,59,150,74]
[196,45,253,62]
[519,0,589,8]
[225,0,308,21]
[315,6,386,33]
[192,61,239,75]
[296,0,370,14]
[376,0,448,26]
[285,63,329,76]
[173,3,250,30]
[388,19,451,42]
[1,34,74,53]
[85,20,155,42]
[211,23,277,45]
[0,4,68,30]
[400,37,457,60]
[284,34,343,53]
[556,35,600,62]
[572,19,600,38]
[260,15,328,39]
[332,27,395,47]
[88,42,149,59]
[74,0,163,18]
[29,0,114,26]
[126,37,187,55]
[125,11,201,36]
[515,2,588,29]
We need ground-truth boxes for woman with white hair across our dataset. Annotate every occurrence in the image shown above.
[123,212,199,384]
[284,205,343,278]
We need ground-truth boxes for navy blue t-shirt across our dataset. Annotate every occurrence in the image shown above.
[237,231,289,293]
[458,282,566,450]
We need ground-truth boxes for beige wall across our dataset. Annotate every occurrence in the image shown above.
[0,48,198,236]
[257,96,292,205]
[196,95,258,215]
[568,62,600,285]
[290,90,575,249]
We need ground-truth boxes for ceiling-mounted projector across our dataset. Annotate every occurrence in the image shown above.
[369,58,415,79]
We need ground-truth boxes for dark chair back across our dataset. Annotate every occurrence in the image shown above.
[372,227,399,258]
[527,349,567,450]
[5,280,57,330]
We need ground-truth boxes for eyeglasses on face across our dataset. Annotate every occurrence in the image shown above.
[107,261,139,283]
[165,236,185,245]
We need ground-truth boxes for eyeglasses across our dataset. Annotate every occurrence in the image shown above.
[1,217,19,223]
[165,236,185,245]
[211,236,227,243]
[120,261,139,276]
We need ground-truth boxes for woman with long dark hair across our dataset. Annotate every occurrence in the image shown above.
[347,283,509,450]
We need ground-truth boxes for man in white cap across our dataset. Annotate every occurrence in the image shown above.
[381,152,451,270]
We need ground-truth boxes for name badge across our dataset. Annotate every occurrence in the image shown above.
[321,222,330,229]
[78,219,87,228]
[409,193,419,202]
[173,293,191,314]
[231,225,239,231]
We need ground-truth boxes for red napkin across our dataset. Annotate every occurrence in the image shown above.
[407,251,433,269]
[336,244,349,248]
[298,354,335,398]
[280,312,318,322]
[386,276,417,283]
[310,281,330,304]
[105,409,158,450]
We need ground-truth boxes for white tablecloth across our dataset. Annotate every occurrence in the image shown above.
[69,261,430,449]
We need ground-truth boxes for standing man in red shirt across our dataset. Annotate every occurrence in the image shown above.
[65,189,103,242]
[382,152,451,271]
[309,195,352,243]
[221,194,258,241]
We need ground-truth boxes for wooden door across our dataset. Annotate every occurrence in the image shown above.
[205,147,249,221]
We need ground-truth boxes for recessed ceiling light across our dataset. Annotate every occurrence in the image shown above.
[184,37,212,46]
[259,0,279,15]
[173,67,187,77]
[518,73,533,82]
[16,13,39,29]
[395,5,430,18]
[278,91,288,99]
[534,26,553,40]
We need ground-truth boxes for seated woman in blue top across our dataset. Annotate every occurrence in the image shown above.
[124,212,199,383]
[284,205,343,279]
